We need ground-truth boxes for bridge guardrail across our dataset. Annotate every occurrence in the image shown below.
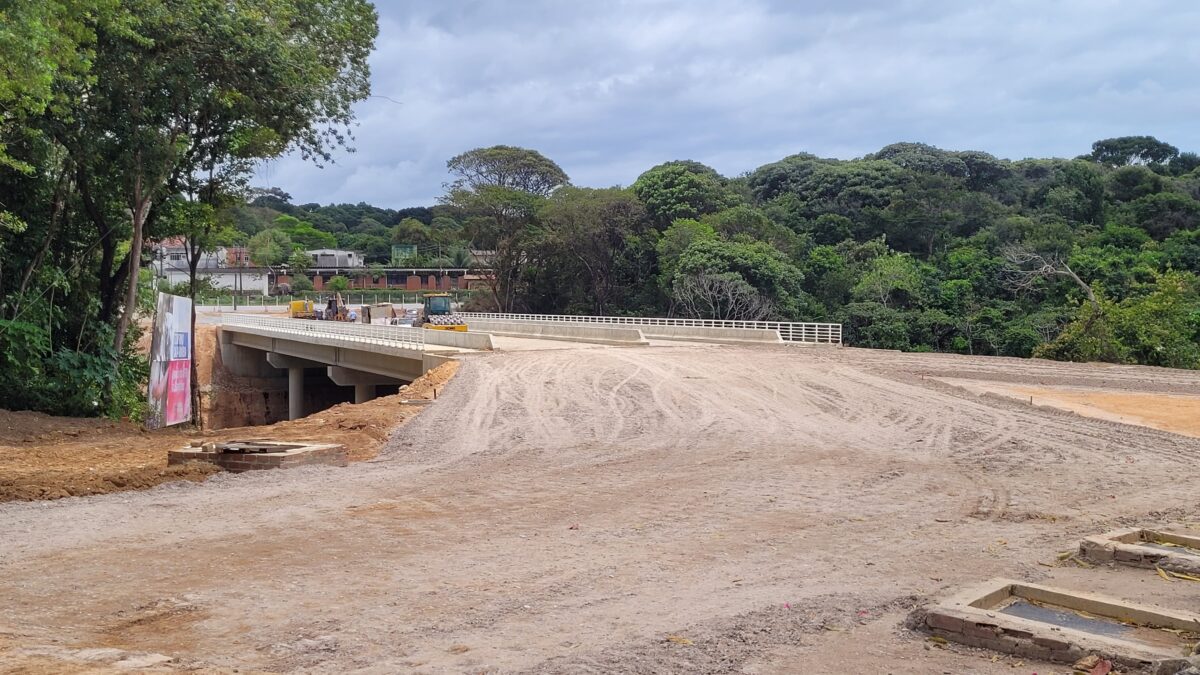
[458,312,842,345]
[221,315,425,350]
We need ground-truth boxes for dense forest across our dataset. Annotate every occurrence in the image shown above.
[239,138,1200,374]
[1,5,1198,422]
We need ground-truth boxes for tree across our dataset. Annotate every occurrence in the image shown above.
[703,205,800,253]
[1090,136,1179,167]
[539,187,649,314]
[446,145,567,196]
[327,275,350,292]
[1126,192,1200,239]
[672,273,773,320]
[247,229,293,267]
[59,0,377,358]
[632,161,736,228]
[274,215,338,249]
[247,187,293,208]
[287,249,312,273]
[673,239,809,318]
[1107,165,1165,202]
[392,217,432,245]
[884,174,966,257]
[852,252,923,307]
[1003,245,1098,311]
[443,146,569,311]
[872,142,968,177]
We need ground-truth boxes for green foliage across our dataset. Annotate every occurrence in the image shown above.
[1108,165,1165,202]
[674,239,810,318]
[247,229,293,266]
[290,275,314,292]
[1124,192,1200,239]
[632,161,737,228]
[446,145,568,196]
[0,318,146,419]
[286,249,312,272]
[0,0,378,419]
[274,215,337,249]
[1036,272,1200,368]
[327,275,350,292]
[1090,136,1179,167]
[852,253,924,307]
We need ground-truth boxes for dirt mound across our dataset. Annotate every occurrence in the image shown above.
[0,361,459,502]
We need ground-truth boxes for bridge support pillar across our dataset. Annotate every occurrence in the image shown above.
[354,384,376,404]
[288,367,305,420]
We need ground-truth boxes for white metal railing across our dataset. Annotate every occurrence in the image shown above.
[221,314,425,350]
[458,312,842,344]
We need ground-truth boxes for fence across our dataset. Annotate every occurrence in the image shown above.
[220,314,425,351]
[195,290,474,310]
[457,312,842,345]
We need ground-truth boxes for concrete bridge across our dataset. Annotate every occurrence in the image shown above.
[217,312,840,421]
[218,315,462,420]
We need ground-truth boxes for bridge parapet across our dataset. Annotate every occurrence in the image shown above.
[458,312,841,345]
[221,315,425,354]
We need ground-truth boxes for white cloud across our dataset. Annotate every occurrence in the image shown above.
[255,0,1200,207]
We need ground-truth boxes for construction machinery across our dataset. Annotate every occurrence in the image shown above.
[360,302,398,324]
[317,293,352,321]
[288,299,316,319]
[418,293,467,331]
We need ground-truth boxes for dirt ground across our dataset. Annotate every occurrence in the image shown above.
[0,362,457,502]
[1,346,1199,674]
[937,377,1200,439]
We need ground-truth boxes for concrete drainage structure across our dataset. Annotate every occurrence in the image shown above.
[1081,528,1200,575]
[168,440,347,472]
[923,579,1200,674]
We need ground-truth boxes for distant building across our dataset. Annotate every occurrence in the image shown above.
[307,249,364,268]
[149,239,269,294]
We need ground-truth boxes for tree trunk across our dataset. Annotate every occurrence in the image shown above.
[13,165,70,316]
[112,182,150,354]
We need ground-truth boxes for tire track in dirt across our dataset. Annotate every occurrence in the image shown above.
[1,344,1199,673]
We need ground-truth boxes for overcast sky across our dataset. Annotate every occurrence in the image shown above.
[253,0,1200,209]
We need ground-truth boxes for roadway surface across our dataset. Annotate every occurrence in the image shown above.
[2,345,1199,673]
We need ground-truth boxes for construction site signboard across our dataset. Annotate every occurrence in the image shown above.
[147,292,192,428]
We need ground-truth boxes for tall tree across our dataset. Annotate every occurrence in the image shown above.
[539,187,649,314]
[1090,136,1179,167]
[62,0,377,354]
[443,146,568,311]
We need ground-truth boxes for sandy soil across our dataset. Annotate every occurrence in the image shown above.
[1,346,1199,674]
[937,377,1200,439]
[0,362,457,502]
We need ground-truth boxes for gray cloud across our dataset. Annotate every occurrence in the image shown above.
[254,0,1200,207]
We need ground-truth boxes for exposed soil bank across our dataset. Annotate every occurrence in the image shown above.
[0,361,457,502]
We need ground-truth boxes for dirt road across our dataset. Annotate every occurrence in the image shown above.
[1,345,1199,673]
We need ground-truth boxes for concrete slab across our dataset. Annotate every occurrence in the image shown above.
[466,319,648,345]
[488,335,615,351]
[1080,528,1200,575]
[168,440,347,473]
[923,578,1200,673]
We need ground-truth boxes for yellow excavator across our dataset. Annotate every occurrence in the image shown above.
[418,293,467,331]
